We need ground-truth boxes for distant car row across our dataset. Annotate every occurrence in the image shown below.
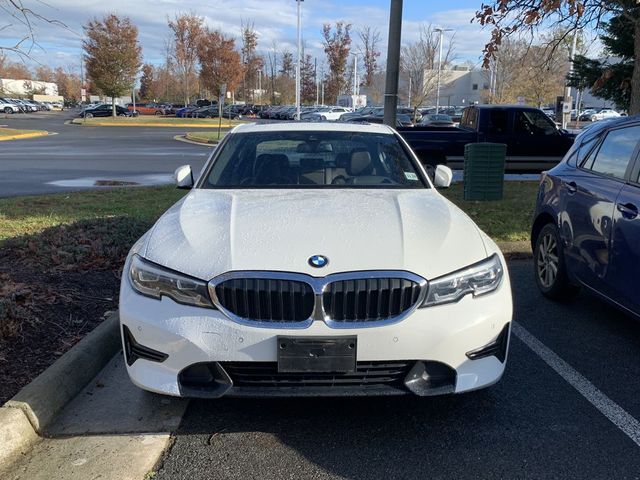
[0,98,63,114]
[541,107,626,122]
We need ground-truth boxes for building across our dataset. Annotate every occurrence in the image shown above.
[0,78,59,96]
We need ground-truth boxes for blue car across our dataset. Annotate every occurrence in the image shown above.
[531,115,640,318]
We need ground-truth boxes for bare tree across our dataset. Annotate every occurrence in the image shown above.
[474,0,640,114]
[83,14,142,116]
[168,12,204,107]
[266,40,278,104]
[240,20,263,102]
[357,26,381,87]
[401,24,455,115]
[0,0,68,59]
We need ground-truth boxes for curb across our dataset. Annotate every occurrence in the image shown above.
[70,120,239,128]
[173,134,218,147]
[0,312,121,466]
[184,132,222,145]
[0,131,49,142]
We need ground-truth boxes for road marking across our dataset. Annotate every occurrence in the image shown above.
[512,321,640,447]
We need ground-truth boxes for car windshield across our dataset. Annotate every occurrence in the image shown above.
[202,130,428,189]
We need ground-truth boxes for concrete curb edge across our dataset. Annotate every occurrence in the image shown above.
[0,312,121,466]
[0,131,49,142]
[184,132,222,145]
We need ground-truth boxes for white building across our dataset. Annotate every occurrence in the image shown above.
[0,78,59,96]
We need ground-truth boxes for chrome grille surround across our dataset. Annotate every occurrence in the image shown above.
[208,270,428,329]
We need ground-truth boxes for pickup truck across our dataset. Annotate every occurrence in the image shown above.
[398,105,576,171]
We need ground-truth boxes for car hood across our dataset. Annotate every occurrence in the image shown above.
[142,189,488,281]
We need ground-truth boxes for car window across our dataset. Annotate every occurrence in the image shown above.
[575,136,601,167]
[202,130,427,189]
[487,109,508,134]
[583,125,640,179]
[514,110,558,136]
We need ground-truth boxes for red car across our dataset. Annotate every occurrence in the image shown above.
[127,103,167,116]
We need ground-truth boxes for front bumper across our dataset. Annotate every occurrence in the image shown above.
[119,264,513,398]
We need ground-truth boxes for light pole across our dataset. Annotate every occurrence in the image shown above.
[351,52,359,96]
[563,28,579,129]
[434,27,453,112]
[295,0,304,120]
[383,0,403,127]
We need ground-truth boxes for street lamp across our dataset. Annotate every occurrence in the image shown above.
[295,0,304,120]
[351,52,359,97]
[434,27,453,112]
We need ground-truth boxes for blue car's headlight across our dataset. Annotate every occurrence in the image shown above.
[129,255,214,308]
[421,254,503,307]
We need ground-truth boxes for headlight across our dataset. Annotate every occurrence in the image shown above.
[421,254,503,307]
[129,255,214,308]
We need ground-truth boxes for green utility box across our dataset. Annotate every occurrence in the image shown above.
[463,143,507,201]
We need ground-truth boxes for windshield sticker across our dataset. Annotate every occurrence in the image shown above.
[404,172,419,181]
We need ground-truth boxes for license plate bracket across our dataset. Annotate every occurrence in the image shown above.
[277,336,357,373]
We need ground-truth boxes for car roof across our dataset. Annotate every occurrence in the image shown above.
[577,115,640,143]
[231,122,395,135]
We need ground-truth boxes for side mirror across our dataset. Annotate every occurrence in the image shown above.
[174,165,194,189]
[433,165,453,188]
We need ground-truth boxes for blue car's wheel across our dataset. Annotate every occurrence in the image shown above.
[534,223,579,299]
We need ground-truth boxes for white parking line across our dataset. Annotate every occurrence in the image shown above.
[512,321,640,447]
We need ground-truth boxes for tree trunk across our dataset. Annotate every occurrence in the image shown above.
[630,20,640,115]
[112,97,116,117]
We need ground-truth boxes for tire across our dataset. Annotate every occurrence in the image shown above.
[4,107,12,114]
[533,223,580,300]
[85,112,93,119]
[321,115,327,121]
[155,111,162,116]
[119,113,127,117]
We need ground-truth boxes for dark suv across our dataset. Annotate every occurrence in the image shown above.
[531,116,640,318]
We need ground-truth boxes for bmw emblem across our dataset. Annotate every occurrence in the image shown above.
[309,255,329,268]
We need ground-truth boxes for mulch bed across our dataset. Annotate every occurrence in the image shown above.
[0,217,150,404]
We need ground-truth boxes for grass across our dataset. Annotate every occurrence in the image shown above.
[71,116,246,128]
[0,187,186,241]
[442,181,539,242]
[0,181,539,248]
[186,131,227,143]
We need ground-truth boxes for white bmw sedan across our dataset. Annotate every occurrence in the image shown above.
[119,122,512,398]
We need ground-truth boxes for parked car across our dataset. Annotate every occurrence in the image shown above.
[119,122,512,398]
[398,107,422,123]
[0,98,20,114]
[342,115,406,128]
[578,109,598,121]
[127,103,167,116]
[79,104,134,118]
[176,105,200,118]
[531,115,640,319]
[419,114,455,127]
[190,105,241,119]
[591,108,621,122]
[399,105,576,171]
[309,106,351,121]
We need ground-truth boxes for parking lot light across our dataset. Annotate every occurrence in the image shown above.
[295,0,304,121]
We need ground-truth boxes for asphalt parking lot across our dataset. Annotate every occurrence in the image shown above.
[0,111,212,197]
[155,261,640,480]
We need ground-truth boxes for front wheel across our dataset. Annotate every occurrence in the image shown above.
[534,223,579,300]
[4,107,13,114]
[84,112,93,119]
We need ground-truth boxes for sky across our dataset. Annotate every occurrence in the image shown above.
[1,0,601,75]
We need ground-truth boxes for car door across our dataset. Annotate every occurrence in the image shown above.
[609,137,640,314]
[561,124,640,294]
[510,109,571,170]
